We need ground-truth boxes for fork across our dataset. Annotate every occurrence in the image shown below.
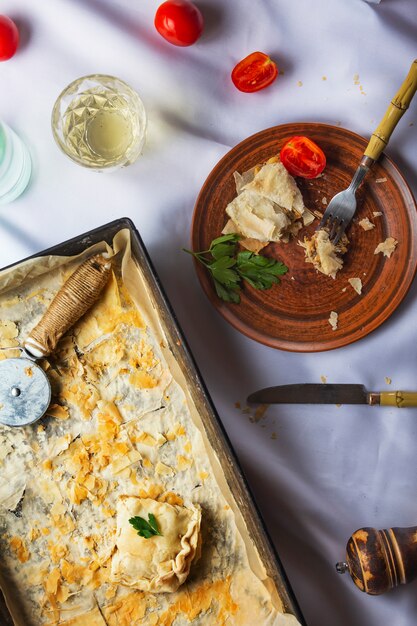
[319,59,417,244]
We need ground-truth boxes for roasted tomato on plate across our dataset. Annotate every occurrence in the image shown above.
[280,136,326,178]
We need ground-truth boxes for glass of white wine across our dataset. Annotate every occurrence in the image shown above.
[51,75,147,171]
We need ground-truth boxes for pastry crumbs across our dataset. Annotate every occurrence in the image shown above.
[253,404,268,423]
[45,568,61,594]
[128,370,158,389]
[48,542,68,564]
[159,492,184,506]
[10,536,30,563]
[46,404,69,420]
[177,455,193,471]
[28,527,41,542]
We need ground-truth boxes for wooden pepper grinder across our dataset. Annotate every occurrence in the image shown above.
[336,526,417,594]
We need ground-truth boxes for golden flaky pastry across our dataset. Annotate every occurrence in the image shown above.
[222,158,315,251]
[59,606,107,626]
[110,496,201,593]
[299,228,349,279]
[374,237,398,258]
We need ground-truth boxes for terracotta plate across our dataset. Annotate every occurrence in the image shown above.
[191,123,417,352]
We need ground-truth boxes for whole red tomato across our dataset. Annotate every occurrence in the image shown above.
[232,52,278,93]
[154,1,204,47]
[280,136,326,179]
[0,15,19,61]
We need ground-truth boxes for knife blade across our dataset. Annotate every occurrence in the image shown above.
[247,384,417,408]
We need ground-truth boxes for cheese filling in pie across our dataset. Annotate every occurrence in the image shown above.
[110,496,202,593]
[299,228,349,279]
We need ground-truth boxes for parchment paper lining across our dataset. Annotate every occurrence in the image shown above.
[0,229,300,626]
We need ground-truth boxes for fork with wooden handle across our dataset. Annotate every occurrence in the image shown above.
[336,525,417,595]
[320,59,417,244]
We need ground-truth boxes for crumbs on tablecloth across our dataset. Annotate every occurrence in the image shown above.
[237,402,269,424]
[353,74,366,95]
[322,76,327,81]
[385,377,392,385]
[297,81,303,87]
[320,375,327,384]
[271,432,277,440]
[254,404,269,422]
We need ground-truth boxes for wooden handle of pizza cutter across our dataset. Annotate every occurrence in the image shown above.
[364,59,417,161]
[24,254,111,358]
[336,526,417,595]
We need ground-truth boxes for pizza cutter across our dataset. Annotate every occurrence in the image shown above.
[0,254,111,427]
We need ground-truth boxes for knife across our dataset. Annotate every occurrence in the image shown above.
[247,384,417,408]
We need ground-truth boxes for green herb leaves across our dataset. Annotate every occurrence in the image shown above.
[184,234,288,303]
[236,251,288,290]
[129,514,162,539]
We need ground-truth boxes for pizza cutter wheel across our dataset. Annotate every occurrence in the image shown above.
[0,254,111,427]
[0,356,51,427]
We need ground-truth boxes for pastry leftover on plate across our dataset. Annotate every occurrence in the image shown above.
[299,228,349,279]
[222,156,397,282]
[221,155,351,278]
[222,156,315,253]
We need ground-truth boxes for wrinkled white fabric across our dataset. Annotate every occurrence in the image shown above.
[1,1,417,625]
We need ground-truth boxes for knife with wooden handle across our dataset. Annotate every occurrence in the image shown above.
[247,384,417,408]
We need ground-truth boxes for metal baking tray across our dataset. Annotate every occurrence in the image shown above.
[0,217,305,626]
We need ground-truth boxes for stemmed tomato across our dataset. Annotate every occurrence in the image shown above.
[231,52,278,93]
[280,136,326,179]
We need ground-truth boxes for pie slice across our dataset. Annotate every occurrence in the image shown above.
[110,495,201,593]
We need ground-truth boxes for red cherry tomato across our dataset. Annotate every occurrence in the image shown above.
[0,15,19,61]
[231,52,278,93]
[280,136,326,179]
[154,1,203,47]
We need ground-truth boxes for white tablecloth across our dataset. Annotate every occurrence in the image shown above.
[1,1,417,624]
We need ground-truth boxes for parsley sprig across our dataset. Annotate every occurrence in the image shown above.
[184,234,288,303]
[129,514,163,539]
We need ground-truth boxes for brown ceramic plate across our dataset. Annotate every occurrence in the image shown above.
[191,122,417,351]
